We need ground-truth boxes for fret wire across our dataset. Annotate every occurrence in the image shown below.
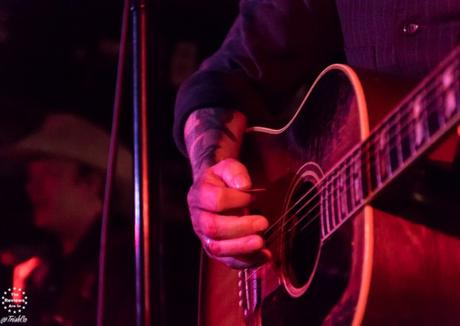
[400,111,413,161]
[345,157,354,214]
[261,59,460,240]
[413,96,428,148]
[396,108,404,167]
[375,133,382,185]
[328,180,336,230]
[335,170,341,223]
[331,176,337,225]
[375,131,385,186]
[323,181,330,235]
[363,142,372,198]
[442,65,458,120]
[320,190,327,238]
[339,164,348,220]
[331,178,336,228]
[382,128,390,180]
[387,113,399,173]
[336,172,343,223]
[354,152,363,206]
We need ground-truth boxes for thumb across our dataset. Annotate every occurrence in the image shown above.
[211,158,252,190]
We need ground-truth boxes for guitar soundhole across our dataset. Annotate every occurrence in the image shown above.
[282,179,321,296]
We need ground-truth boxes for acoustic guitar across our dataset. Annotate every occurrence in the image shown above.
[199,45,460,325]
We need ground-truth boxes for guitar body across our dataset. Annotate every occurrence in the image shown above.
[199,62,460,325]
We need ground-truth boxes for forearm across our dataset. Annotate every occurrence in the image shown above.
[184,108,247,178]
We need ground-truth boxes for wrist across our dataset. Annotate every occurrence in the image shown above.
[184,108,247,177]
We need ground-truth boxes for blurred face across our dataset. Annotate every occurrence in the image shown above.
[26,158,102,235]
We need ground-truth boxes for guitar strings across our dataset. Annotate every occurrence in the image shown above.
[242,63,460,282]
[240,57,460,279]
[259,61,459,242]
[246,95,460,283]
[288,87,456,236]
[270,78,459,245]
[285,72,460,238]
[258,76,452,241]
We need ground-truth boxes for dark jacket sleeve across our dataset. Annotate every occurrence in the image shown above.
[173,0,344,155]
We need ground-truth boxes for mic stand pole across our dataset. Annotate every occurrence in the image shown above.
[131,0,152,325]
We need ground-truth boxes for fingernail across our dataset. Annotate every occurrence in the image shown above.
[253,218,268,232]
[233,174,250,189]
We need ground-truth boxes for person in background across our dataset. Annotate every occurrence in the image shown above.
[1,113,133,325]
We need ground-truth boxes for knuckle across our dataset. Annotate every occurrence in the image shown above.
[186,187,195,206]
[187,181,201,206]
[200,214,219,238]
[203,167,216,176]
[212,187,225,212]
[187,179,211,209]
[189,211,201,234]
[207,239,221,257]
[188,174,227,212]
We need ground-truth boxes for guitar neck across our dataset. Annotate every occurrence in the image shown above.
[320,47,460,241]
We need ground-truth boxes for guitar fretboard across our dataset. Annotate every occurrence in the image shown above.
[319,47,460,241]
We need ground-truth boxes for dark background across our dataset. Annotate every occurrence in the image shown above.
[0,0,238,324]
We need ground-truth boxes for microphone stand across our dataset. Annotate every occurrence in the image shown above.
[131,0,152,325]
[98,0,152,325]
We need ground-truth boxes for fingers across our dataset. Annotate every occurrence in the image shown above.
[188,158,271,268]
[193,212,270,267]
[203,234,264,256]
[188,181,253,212]
[191,211,268,240]
[210,249,272,269]
[188,159,254,212]
[203,238,272,269]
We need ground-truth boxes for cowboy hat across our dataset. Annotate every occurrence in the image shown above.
[2,113,133,215]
